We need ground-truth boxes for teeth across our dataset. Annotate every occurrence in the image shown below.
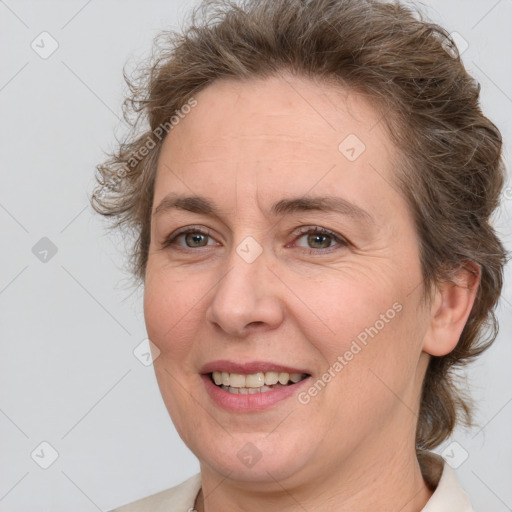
[229,373,246,388]
[245,372,265,387]
[264,371,279,385]
[211,370,306,389]
[220,384,283,394]
[278,372,290,385]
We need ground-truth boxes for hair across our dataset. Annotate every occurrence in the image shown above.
[92,0,507,450]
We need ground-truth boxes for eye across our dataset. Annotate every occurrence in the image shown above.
[163,226,219,249]
[162,226,348,252]
[293,226,348,251]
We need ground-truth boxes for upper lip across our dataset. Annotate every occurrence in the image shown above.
[200,360,311,375]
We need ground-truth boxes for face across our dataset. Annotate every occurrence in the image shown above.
[144,74,432,487]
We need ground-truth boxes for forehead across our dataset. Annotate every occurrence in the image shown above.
[162,74,392,154]
[154,74,400,218]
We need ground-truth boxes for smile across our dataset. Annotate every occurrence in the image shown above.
[210,371,309,394]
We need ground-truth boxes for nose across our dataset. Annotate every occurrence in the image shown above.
[205,247,285,337]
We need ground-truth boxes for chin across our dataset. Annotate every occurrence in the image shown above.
[190,429,317,484]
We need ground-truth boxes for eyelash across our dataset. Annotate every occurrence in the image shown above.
[162,225,349,254]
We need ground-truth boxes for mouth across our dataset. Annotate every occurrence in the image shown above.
[200,360,312,411]
[209,370,310,394]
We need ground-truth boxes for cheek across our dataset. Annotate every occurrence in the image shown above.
[285,266,403,355]
[291,266,425,407]
[143,264,208,360]
[143,267,210,435]
[323,295,427,424]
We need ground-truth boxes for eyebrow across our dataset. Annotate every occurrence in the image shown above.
[153,194,374,225]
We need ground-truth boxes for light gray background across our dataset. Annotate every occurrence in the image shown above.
[0,1,510,511]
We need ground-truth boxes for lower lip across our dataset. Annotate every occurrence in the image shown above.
[202,374,310,412]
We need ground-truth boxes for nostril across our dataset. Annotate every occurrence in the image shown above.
[247,321,265,328]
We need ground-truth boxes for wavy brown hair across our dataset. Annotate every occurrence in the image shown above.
[92,0,507,449]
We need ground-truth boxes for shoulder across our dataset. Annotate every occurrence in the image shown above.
[109,473,202,512]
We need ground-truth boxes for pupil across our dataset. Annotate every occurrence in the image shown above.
[308,233,330,248]
[186,233,207,247]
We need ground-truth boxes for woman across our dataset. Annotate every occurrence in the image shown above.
[93,0,507,510]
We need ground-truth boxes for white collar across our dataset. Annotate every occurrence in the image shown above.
[418,450,473,511]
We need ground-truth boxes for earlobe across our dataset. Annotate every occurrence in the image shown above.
[422,262,481,357]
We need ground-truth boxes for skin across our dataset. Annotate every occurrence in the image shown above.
[144,72,479,511]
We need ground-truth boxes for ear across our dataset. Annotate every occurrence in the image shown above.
[422,262,481,357]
